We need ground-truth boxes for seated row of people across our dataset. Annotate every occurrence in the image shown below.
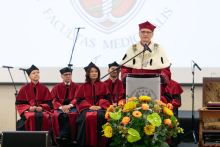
[16,62,125,147]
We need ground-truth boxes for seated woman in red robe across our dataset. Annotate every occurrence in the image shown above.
[75,62,112,147]
[16,65,53,131]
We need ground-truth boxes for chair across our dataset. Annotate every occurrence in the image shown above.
[202,77,220,144]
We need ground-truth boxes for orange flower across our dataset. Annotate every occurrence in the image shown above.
[132,111,142,117]
[118,101,125,107]
[128,97,137,101]
[107,105,114,112]
[122,116,130,125]
[167,103,173,110]
[164,119,172,125]
[155,99,166,106]
[142,103,149,110]
[105,112,110,120]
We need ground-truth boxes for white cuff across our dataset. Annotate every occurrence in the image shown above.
[69,104,74,107]
[59,106,62,109]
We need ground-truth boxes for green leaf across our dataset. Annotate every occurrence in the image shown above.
[127,128,141,143]
[170,116,177,122]
[161,142,169,147]
[147,113,162,127]
[110,112,121,120]
[110,141,120,146]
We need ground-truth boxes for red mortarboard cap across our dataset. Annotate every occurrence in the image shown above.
[139,21,156,32]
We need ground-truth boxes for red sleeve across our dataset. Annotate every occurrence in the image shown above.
[16,87,31,116]
[51,85,62,109]
[172,99,181,108]
[75,85,92,113]
[121,66,132,79]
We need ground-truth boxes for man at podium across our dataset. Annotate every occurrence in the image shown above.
[120,21,171,104]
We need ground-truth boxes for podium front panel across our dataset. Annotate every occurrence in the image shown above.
[126,76,160,102]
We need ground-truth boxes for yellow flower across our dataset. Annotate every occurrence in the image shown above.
[128,97,137,101]
[104,126,113,138]
[154,105,158,108]
[142,103,149,110]
[143,125,155,135]
[163,107,174,117]
[123,101,136,112]
[139,95,151,103]
[155,99,166,106]
[132,111,142,117]
[102,122,109,129]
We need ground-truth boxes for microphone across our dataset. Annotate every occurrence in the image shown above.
[142,42,152,52]
[75,27,85,29]
[19,68,27,71]
[193,61,201,71]
[2,65,13,68]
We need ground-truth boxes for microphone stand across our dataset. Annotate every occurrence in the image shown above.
[19,68,28,84]
[182,61,201,144]
[2,66,18,127]
[101,47,149,105]
[68,28,84,68]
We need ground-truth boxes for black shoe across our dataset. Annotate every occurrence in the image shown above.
[56,137,62,145]
[62,137,69,147]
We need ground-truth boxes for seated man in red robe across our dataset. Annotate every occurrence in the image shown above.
[16,65,53,131]
[104,61,126,107]
[75,62,112,147]
[51,67,79,146]
[120,21,171,104]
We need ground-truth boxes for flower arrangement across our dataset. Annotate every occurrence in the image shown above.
[102,96,184,147]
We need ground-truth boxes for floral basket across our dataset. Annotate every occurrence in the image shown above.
[102,96,184,147]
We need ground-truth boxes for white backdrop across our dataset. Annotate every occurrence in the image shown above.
[0,0,220,83]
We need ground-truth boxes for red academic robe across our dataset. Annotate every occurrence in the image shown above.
[121,66,171,104]
[104,78,126,104]
[51,82,79,145]
[168,79,183,108]
[16,82,53,131]
[75,81,112,147]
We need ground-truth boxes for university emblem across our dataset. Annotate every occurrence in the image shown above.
[70,0,145,33]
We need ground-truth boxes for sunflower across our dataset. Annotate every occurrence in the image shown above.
[128,97,137,101]
[163,107,174,117]
[155,99,166,106]
[143,125,155,135]
[132,111,142,117]
[123,101,136,112]
[139,95,151,103]
[104,126,113,138]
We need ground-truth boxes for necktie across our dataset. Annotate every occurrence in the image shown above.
[34,87,38,106]
[65,85,69,99]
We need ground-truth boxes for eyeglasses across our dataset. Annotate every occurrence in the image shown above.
[63,74,72,77]
[140,31,153,34]
[31,72,40,75]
